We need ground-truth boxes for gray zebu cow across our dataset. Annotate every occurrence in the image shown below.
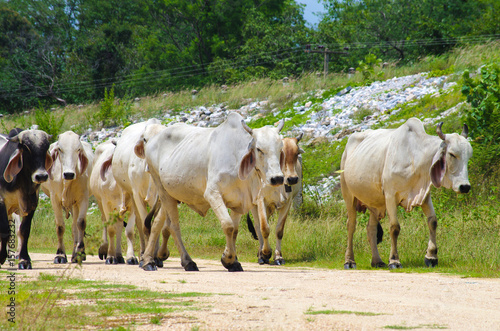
[340,118,472,269]
[136,112,284,271]
[90,140,136,264]
[41,131,93,263]
[112,119,165,265]
[247,134,304,265]
[0,129,52,269]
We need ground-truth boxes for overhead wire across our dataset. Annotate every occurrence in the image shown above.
[1,34,499,100]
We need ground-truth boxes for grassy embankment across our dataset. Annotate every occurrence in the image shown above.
[1,41,499,276]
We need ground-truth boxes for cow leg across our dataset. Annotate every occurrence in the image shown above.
[0,203,9,265]
[114,220,125,264]
[13,214,21,259]
[249,206,267,265]
[131,197,147,261]
[143,195,197,271]
[256,200,272,265]
[125,213,138,265]
[367,211,386,268]
[386,198,402,269]
[344,198,358,269]
[205,189,243,272]
[158,220,171,262]
[421,195,438,267]
[18,211,35,270]
[98,201,108,260]
[71,202,87,263]
[53,201,68,264]
[105,222,118,265]
[274,204,291,266]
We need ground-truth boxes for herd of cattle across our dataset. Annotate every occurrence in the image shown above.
[0,112,473,272]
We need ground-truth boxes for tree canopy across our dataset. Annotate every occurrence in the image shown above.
[0,0,498,113]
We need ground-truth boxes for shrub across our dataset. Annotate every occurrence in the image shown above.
[34,103,65,142]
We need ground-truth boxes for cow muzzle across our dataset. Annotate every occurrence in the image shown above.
[459,184,471,194]
[286,176,299,185]
[63,172,76,180]
[33,172,49,184]
[270,176,284,186]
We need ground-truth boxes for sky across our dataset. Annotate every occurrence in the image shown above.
[295,0,326,28]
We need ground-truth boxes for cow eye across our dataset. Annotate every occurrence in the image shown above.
[257,148,264,154]
[449,153,457,159]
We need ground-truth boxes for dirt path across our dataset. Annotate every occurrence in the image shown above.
[17,253,500,330]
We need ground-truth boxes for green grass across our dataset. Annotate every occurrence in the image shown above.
[0,271,209,330]
[305,308,384,316]
[384,324,448,329]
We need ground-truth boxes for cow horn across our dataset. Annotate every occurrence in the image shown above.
[7,135,20,144]
[461,124,469,138]
[277,119,285,132]
[241,120,253,135]
[436,122,446,141]
[296,132,303,142]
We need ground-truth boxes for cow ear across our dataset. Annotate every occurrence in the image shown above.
[239,149,256,180]
[4,149,23,183]
[430,143,447,188]
[279,150,285,171]
[298,147,305,154]
[45,151,54,179]
[134,139,146,159]
[100,156,113,181]
[79,150,89,175]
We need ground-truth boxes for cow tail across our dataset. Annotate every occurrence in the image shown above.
[145,198,160,233]
[246,214,258,240]
[376,222,384,244]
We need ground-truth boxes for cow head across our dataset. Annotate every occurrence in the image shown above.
[4,130,52,185]
[242,120,285,187]
[49,131,88,180]
[282,133,304,192]
[430,123,472,193]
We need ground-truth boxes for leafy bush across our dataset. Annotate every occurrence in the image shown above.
[356,54,384,82]
[95,86,132,128]
[462,63,500,144]
[34,103,65,142]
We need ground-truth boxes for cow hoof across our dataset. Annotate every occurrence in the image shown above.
[258,257,270,265]
[344,262,357,270]
[54,256,68,264]
[388,263,402,269]
[105,257,119,265]
[116,255,125,264]
[273,258,285,265]
[425,257,438,267]
[18,260,32,270]
[371,261,387,268]
[184,261,199,271]
[98,244,108,260]
[154,257,164,268]
[142,263,157,271]
[227,261,244,272]
[126,257,138,265]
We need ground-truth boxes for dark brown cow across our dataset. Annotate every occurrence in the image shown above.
[0,129,52,269]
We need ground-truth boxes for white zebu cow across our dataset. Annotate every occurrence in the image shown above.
[136,112,284,272]
[112,119,165,265]
[41,131,93,264]
[248,133,304,265]
[90,140,135,264]
[340,118,472,269]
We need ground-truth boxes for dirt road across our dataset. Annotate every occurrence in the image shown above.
[19,253,500,330]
